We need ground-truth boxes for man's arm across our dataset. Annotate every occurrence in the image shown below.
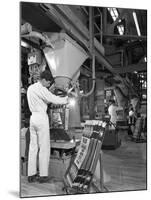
[40,86,68,105]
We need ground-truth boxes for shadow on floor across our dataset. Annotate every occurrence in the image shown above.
[8,190,19,198]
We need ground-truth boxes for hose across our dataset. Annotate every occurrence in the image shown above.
[21,31,54,48]
[81,54,96,97]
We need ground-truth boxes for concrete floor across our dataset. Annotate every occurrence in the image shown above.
[20,131,147,197]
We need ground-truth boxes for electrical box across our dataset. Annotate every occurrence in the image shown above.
[27,51,41,65]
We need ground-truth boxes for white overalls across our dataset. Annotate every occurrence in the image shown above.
[27,81,67,177]
[108,104,118,128]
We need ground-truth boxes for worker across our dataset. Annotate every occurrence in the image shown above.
[27,70,68,183]
[108,99,118,128]
[128,106,137,136]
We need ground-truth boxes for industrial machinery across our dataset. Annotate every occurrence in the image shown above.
[21,21,142,181]
[43,33,89,179]
[21,24,89,179]
[43,32,88,130]
[22,24,88,130]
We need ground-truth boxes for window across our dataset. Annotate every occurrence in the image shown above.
[107,8,119,21]
[108,8,124,35]
[117,25,124,35]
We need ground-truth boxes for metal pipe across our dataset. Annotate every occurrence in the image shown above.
[21,29,54,48]
[81,54,96,97]
[102,8,107,34]
[81,7,96,98]
[102,33,147,40]
[100,12,103,44]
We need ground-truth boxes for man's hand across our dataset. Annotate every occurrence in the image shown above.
[68,91,78,98]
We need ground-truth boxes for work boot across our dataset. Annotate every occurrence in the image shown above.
[39,176,50,183]
[28,174,38,183]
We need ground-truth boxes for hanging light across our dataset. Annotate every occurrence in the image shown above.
[133,11,141,36]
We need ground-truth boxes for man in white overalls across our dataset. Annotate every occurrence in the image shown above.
[27,70,68,183]
[108,99,118,128]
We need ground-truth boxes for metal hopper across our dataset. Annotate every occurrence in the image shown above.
[43,33,88,91]
[43,33,88,128]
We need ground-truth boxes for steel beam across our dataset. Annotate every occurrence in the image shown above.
[102,33,147,41]
[113,63,147,73]
[40,3,136,83]
[89,7,94,55]
[80,67,111,78]
[41,4,104,54]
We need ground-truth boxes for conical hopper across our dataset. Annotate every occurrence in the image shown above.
[43,33,88,91]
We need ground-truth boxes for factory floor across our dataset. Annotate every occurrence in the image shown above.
[20,131,147,197]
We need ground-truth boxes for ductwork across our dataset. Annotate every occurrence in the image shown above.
[81,54,96,97]
[21,23,54,48]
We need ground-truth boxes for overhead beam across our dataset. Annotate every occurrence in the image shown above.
[80,66,111,78]
[113,62,147,73]
[102,33,147,41]
[102,8,107,34]
[40,3,127,83]
[80,67,91,77]
[42,4,105,54]
[40,4,89,50]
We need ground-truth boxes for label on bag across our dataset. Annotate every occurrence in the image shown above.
[74,136,90,169]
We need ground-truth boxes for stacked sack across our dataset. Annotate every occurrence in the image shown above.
[65,120,107,192]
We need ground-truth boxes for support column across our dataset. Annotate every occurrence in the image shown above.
[102,8,107,34]
[89,77,95,119]
[95,78,105,119]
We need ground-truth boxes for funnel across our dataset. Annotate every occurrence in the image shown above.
[43,33,88,91]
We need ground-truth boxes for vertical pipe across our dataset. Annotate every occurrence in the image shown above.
[103,8,107,34]
[89,7,94,55]
[100,12,103,44]
[89,77,95,119]
[81,7,96,98]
